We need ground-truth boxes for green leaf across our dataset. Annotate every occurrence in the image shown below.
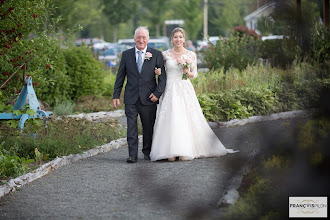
[13,110,21,116]
[26,109,36,117]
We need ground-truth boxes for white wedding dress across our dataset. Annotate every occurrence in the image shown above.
[150,50,232,162]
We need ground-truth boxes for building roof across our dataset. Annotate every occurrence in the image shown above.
[244,2,276,21]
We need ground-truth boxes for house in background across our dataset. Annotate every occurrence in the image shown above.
[244,1,276,35]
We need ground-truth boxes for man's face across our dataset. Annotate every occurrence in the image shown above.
[134,29,149,50]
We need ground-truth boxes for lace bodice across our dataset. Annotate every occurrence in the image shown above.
[162,50,198,82]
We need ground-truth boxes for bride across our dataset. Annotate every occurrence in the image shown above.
[150,27,236,162]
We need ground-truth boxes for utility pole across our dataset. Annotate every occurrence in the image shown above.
[203,0,208,40]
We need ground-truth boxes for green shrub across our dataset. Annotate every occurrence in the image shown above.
[309,24,330,64]
[34,47,71,107]
[103,70,117,97]
[53,100,76,116]
[192,64,282,95]
[0,142,34,178]
[63,46,107,101]
[232,87,280,116]
[259,38,301,68]
[202,35,261,72]
[0,0,68,104]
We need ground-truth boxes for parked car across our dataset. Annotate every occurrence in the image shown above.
[197,36,223,51]
[113,44,132,54]
[118,37,170,51]
[94,43,118,68]
[261,35,285,41]
[76,38,106,47]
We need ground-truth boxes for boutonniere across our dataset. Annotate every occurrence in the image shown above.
[145,52,152,60]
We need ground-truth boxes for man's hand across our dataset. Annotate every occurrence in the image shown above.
[113,99,120,108]
[149,93,158,102]
[154,67,161,75]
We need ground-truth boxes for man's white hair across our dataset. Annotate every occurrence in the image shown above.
[134,26,149,38]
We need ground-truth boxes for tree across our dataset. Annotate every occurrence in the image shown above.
[102,0,137,42]
[210,0,245,36]
[138,0,170,37]
[176,0,204,41]
[0,0,63,100]
[49,0,103,33]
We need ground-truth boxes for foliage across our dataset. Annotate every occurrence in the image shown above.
[193,61,329,122]
[261,0,319,36]
[297,117,330,166]
[175,0,203,41]
[309,24,330,64]
[258,38,302,68]
[53,100,75,116]
[0,0,57,99]
[0,142,34,178]
[192,64,282,95]
[233,25,261,39]
[221,117,329,219]
[203,35,262,72]
[50,0,102,32]
[73,95,119,113]
[138,0,170,37]
[0,117,126,174]
[210,0,245,36]
[63,46,106,101]
[32,47,70,107]
[198,87,279,122]
[102,0,137,42]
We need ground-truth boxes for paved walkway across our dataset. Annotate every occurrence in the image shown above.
[0,117,308,219]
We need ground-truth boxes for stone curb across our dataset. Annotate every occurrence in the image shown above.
[0,137,128,199]
[208,109,317,129]
[62,109,125,121]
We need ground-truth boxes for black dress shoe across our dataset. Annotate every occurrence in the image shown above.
[126,157,137,163]
[144,155,150,160]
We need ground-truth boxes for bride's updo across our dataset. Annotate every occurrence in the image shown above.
[171,27,186,39]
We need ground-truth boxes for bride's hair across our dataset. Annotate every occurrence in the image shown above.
[134,26,150,38]
[171,27,186,39]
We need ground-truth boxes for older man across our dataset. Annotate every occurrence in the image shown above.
[113,26,166,163]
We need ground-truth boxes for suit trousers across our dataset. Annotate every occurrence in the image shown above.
[125,98,157,158]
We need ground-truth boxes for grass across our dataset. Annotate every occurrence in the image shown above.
[192,63,283,95]
[0,116,126,180]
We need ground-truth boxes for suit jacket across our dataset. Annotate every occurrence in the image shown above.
[113,47,166,105]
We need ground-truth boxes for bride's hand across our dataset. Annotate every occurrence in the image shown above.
[154,67,161,75]
[183,67,193,78]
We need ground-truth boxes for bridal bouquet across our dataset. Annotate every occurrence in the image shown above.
[177,55,192,80]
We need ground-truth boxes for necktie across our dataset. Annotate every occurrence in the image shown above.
[137,51,142,73]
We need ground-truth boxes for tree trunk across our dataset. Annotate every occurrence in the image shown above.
[156,24,160,37]
[113,26,118,43]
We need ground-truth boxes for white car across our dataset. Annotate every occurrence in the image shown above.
[118,37,170,51]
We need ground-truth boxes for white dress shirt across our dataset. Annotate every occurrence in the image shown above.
[135,46,147,65]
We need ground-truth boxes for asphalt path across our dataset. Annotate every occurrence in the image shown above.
[0,117,308,219]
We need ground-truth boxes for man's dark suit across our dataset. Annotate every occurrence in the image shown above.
[113,47,166,159]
